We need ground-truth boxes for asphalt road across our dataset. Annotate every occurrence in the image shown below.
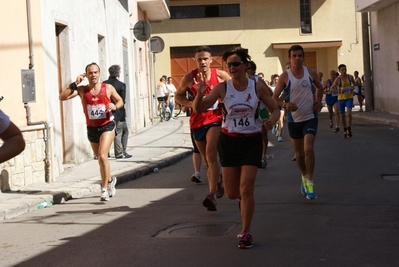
[1,113,398,267]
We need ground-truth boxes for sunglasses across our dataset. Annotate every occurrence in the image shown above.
[226,61,243,68]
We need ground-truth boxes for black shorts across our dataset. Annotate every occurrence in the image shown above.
[157,96,167,102]
[288,118,318,139]
[190,130,200,153]
[191,122,221,142]
[217,132,262,167]
[87,121,116,143]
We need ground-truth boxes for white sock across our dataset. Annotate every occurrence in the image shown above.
[194,171,200,177]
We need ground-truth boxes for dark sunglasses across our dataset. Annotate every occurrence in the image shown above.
[226,61,243,68]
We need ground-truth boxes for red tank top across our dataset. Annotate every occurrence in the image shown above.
[82,83,113,127]
[189,68,222,129]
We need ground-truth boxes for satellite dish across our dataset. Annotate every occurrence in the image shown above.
[150,36,165,53]
[133,20,151,41]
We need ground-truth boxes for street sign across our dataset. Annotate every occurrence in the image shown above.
[150,36,165,53]
[133,20,151,41]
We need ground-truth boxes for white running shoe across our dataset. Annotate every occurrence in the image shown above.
[108,176,117,197]
[101,189,110,201]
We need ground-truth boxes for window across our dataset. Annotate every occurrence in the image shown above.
[300,0,312,34]
[170,4,240,19]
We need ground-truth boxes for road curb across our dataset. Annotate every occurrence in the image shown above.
[353,113,399,127]
[0,149,192,220]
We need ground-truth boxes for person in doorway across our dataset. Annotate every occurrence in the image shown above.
[272,45,324,200]
[0,110,25,164]
[59,62,122,201]
[175,46,231,212]
[103,65,132,159]
[194,46,280,249]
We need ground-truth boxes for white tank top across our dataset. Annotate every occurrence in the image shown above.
[221,79,263,134]
[156,83,166,98]
[285,67,316,123]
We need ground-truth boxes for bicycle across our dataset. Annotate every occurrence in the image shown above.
[158,98,171,122]
[174,102,182,117]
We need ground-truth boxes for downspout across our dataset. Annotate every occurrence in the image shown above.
[361,12,374,111]
[25,0,51,182]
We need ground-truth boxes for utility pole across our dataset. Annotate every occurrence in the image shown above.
[361,12,374,111]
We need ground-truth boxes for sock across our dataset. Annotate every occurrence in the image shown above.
[194,171,200,178]
[306,180,313,185]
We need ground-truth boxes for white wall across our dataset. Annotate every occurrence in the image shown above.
[369,4,399,114]
[41,0,131,177]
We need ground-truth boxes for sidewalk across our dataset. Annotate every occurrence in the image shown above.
[0,107,398,220]
[0,115,193,220]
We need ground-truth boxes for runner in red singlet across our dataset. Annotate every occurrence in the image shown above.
[59,63,123,201]
[175,46,231,212]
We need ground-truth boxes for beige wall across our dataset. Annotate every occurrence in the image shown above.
[151,0,363,82]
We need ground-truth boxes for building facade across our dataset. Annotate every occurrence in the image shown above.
[357,0,399,114]
[151,0,364,88]
[0,0,169,189]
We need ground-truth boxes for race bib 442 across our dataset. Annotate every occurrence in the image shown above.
[87,104,107,120]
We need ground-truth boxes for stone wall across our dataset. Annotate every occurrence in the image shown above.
[0,127,46,192]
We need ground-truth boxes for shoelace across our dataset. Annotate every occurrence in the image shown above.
[237,231,250,239]
[307,183,314,193]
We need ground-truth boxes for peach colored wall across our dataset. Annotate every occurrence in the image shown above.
[0,0,46,126]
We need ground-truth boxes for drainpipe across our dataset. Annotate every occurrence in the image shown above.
[361,12,374,111]
[25,0,51,182]
[26,0,34,69]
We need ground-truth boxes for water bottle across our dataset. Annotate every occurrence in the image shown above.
[37,200,54,209]
[37,202,48,209]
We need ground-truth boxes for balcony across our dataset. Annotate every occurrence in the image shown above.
[356,0,399,12]
[137,0,170,21]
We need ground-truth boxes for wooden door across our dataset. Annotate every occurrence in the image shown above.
[304,51,317,71]
[170,44,238,86]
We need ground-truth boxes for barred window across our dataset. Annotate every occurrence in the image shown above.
[170,4,240,19]
[300,0,312,34]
